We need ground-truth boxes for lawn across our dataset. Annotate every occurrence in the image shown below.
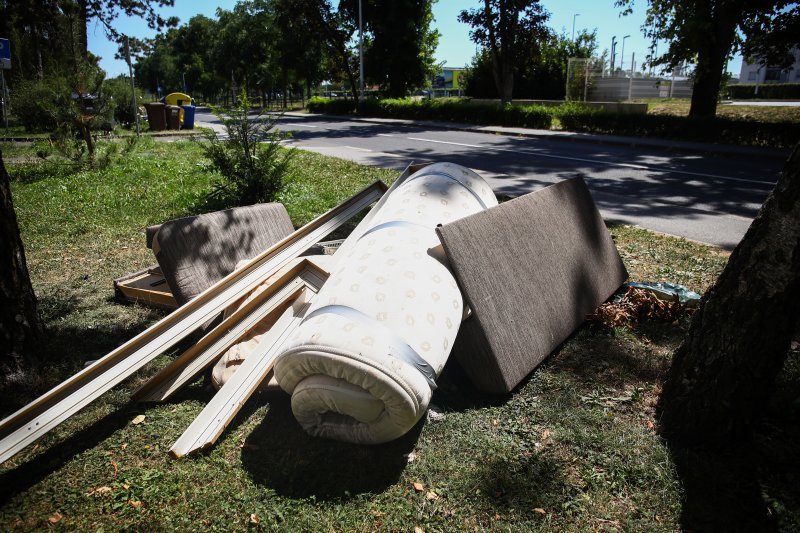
[637,98,800,123]
[0,139,797,531]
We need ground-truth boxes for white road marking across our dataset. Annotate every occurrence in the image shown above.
[285,123,318,128]
[377,133,395,137]
[341,145,373,152]
[407,137,483,148]
[405,136,774,186]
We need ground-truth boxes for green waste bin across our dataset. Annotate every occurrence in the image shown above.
[165,105,181,130]
[143,102,166,131]
[181,105,196,129]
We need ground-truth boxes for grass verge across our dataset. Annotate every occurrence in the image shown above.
[1,140,797,531]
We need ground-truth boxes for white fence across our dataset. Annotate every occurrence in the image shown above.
[567,56,694,102]
[588,77,693,101]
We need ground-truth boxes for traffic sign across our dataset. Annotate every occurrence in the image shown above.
[0,38,10,69]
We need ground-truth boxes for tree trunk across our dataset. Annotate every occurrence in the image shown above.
[77,0,90,61]
[658,144,800,447]
[0,150,43,373]
[688,14,736,118]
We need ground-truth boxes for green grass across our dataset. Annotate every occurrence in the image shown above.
[1,140,797,530]
[634,98,800,123]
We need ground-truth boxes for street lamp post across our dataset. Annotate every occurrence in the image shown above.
[572,13,580,41]
[610,36,617,74]
[358,0,364,109]
[621,35,631,73]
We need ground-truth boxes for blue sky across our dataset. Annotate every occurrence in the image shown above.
[89,0,744,79]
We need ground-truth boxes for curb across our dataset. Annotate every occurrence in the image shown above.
[296,112,791,160]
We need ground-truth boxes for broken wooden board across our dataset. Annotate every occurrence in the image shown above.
[170,290,315,458]
[438,177,628,394]
[113,266,178,311]
[0,181,386,464]
[134,260,329,403]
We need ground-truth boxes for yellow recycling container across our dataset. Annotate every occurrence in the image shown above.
[164,92,192,123]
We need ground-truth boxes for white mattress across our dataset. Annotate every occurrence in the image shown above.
[273,163,498,443]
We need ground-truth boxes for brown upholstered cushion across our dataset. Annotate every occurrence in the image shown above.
[437,178,628,394]
[151,203,294,305]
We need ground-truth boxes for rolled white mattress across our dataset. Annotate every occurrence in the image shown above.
[273,163,498,443]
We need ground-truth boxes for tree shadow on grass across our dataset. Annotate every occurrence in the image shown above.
[241,396,422,500]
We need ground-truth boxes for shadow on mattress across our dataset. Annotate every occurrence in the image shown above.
[241,396,423,499]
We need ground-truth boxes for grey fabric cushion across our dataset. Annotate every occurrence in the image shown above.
[437,178,628,394]
[151,203,295,305]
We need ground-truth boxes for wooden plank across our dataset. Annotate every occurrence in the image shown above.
[0,182,386,464]
[115,271,178,310]
[133,262,328,402]
[170,290,315,458]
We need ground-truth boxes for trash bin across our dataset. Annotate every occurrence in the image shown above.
[143,102,166,131]
[165,105,181,130]
[181,104,196,130]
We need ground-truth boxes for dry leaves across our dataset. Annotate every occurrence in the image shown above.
[412,482,424,492]
[426,491,439,501]
[414,527,424,533]
[86,486,112,497]
[249,513,260,524]
[588,287,689,329]
[48,512,63,524]
[533,507,546,515]
[131,415,146,425]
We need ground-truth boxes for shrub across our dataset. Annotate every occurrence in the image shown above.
[10,77,70,132]
[103,77,145,126]
[308,96,356,114]
[318,97,554,129]
[729,83,800,100]
[557,110,800,148]
[201,93,293,206]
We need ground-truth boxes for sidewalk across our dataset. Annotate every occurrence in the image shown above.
[283,111,792,160]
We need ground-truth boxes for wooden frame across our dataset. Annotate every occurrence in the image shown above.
[0,182,386,464]
[113,266,178,310]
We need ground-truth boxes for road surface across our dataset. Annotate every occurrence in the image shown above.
[195,109,785,249]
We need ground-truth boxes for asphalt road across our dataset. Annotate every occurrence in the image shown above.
[195,109,785,249]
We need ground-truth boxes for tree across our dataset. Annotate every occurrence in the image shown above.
[658,144,800,447]
[0,151,44,376]
[68,0,178,61]
[616,0,800,118]
[463,29,597,100]
[340,0,439,97]
[458,0,550,103]
[741,6,800,69]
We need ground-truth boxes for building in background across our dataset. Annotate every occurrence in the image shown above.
[739,48,800,84]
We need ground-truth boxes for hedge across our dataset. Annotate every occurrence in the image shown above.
[307,96,357,114]
[729,83,800,100]
[307,96,797,148]
[558,108,800,148]
[309,97,553,130]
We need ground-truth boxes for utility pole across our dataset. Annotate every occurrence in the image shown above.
[610,36,617,74]
[358,0,364,110]
[124,36,140,137]
[572,13,580,41]
[620,35,630,74]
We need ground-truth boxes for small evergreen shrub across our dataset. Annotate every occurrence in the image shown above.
[201,93,293,206]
